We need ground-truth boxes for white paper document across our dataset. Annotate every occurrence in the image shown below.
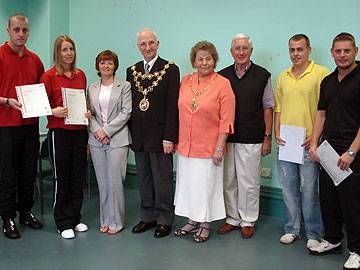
[62,88,88,125]
[316,140,353,186]
[15,83,52,118]
[278,125,306,164]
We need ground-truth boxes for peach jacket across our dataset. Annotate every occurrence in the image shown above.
[177,72,235,158]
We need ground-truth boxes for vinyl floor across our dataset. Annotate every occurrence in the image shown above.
[0,183,348,270]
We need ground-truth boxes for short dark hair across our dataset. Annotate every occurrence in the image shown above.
[8,13,28,29]
[95,50,119,77]
[332,32,357,49]
[190,40,219,68]
[289,34,310,47]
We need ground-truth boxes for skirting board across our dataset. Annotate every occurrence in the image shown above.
[41,162,285,219]
[124,164,285,219]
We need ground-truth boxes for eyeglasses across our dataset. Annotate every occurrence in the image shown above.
[233,46,250,53]
[138,40,158,49]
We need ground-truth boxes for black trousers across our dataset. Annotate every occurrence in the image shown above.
[48,128,88,231]
[134,151,174,225]
[320,148,360,253]
[0,124,39,221]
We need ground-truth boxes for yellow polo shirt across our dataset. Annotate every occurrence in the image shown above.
[274,61,329,138]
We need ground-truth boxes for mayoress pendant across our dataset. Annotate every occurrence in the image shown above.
[191,98,198,112]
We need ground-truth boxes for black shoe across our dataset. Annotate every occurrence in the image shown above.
[154,224,172,238]
[132,221,156,234]
[19,212,43,230]
[3,219,20,239]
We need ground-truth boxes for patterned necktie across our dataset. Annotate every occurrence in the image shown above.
[145,63,150,74]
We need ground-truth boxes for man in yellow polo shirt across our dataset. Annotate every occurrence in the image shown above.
[274,34,329,250]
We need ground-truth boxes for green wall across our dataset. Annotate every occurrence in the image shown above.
[0,0,26,41]
[1,0,360,188]
[69,0,360,188]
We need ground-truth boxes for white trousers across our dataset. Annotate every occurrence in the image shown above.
[223,143,262,226]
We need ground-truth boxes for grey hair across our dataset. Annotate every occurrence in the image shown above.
[231,33,253,49]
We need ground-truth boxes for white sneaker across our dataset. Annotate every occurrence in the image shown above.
[309,239,342,255]
[60,229,75,239]
[307,239,320,249]
[74,223,88,232]
[280,233,298,244]
[344,252,360,269]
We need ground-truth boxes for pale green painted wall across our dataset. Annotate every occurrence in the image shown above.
[0,0,26,43]
[1,0,360,187]
[69,0,360,188]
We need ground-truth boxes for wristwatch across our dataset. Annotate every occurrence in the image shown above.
[347,148,356,157]
[5,98,9,106]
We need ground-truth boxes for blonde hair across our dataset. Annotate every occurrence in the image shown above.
[53,35,77,75]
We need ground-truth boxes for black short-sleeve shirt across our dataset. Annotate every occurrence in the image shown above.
[318,62,360,149]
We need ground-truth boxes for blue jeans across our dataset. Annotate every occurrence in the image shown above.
[277,150,323,240]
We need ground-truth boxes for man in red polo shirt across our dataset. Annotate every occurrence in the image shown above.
[0,14,44,239]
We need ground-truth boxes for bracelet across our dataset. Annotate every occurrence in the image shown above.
[264,133,272,138]
[5,98,9,106]
[215,146,223,152]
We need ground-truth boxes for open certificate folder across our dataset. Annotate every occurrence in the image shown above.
[278,125,306,164]
[15,83,52,118]
[316,140,353,186]
[61,88,88,125]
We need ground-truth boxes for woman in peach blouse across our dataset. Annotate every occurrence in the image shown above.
[174,41,235,243]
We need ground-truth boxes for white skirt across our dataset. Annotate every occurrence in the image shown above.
[174,153,226,222]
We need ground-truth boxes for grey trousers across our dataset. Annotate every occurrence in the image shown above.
[134,151,174,225]
[90,145,128,231]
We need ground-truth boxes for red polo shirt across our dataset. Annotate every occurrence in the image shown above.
[0,42,44,126]
[40,66,87,130]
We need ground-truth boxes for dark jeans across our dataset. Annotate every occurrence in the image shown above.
[0,124,39,220]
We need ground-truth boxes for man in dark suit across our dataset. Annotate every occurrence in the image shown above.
[126,28,180,238]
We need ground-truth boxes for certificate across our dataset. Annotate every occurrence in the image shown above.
[316,140,353,186]
[15,83,52,118]
[278,125,306,164]
[61,88,88,125]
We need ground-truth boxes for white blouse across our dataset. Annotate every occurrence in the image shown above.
[98,83,113,124]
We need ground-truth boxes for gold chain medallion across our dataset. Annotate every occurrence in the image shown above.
[131,62,172,111]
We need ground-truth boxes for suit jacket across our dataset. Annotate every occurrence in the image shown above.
[126,57,180,152]
[88,76,132,148]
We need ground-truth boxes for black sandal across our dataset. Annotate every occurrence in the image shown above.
[193,227,210,243]
[174,223,199,236]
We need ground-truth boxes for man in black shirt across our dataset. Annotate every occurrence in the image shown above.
[309,32,360,270]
